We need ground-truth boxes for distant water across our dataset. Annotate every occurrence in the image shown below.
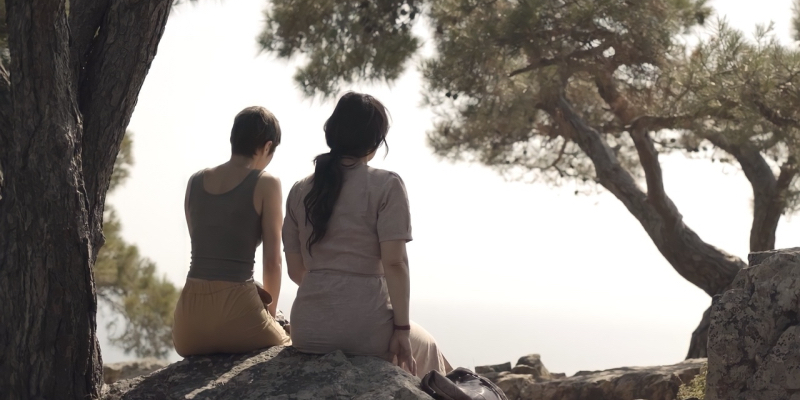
[99,298,699,376]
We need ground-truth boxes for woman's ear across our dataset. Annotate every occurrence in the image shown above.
[261,141,274,156]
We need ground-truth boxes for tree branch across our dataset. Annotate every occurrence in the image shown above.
[508,43,613,78]
[593,66,785,254]
[628,121,676,224]
[593,69,636,124]
[544,93,743,296]
[752,98,800,129]
[702,132,785,251]
[77,0,172,256]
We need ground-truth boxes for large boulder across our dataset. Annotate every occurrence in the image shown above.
[486,358,705,400]
[707,247,800,400]
[103,358,171,384]
[102,346,432,399]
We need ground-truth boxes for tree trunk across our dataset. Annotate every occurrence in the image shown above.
[0,2,101,398]
[686,305,711,359]
[543,93,744,359]
[548,95,744,293]
[0,0,171,398]
[589,74,762,359]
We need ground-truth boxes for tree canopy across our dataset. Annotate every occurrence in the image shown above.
[260,0,800,357]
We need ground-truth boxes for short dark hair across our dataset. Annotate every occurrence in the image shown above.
[230,106,281,156]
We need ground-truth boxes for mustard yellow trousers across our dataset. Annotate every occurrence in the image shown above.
[172,278,290,357]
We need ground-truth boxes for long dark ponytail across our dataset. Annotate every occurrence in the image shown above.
[304,92,390,253]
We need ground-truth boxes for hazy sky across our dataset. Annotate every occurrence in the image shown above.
[101,0,800,375]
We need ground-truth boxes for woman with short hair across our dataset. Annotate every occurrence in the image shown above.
[283,92,451,377]
[172,106,291,356]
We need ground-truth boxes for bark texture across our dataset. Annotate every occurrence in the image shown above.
[0,1,171,399]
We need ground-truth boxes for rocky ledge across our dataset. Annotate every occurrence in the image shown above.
[104,358,170,385]
[478,354,706,400]
[707,247,800,400]
[102,346,431,400]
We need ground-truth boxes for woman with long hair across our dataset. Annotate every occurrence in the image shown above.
[283,92,450,377]
[172,106,291,356]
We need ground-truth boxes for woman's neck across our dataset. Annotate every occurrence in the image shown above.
[339,155,366,167]
[228,154,256,169]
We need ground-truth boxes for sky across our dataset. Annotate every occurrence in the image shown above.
[101,0,800,376]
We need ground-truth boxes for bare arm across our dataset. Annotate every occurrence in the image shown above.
[381,240,410,326]
[381,239,415,375]
[286,252,307,286]
[184,176,192,236]
[260,175,283,317]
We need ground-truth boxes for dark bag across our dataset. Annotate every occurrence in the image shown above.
[421,367,508,400]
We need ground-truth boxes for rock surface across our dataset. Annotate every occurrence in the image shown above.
[104,358,171,384]
[513,354,550,380]
[102,346,431,400]
[486,358,705,400]
[475,362,512,374]
[707,247,800,400]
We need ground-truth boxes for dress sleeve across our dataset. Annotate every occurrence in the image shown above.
[282,181,302,253]
[377,173,413,243]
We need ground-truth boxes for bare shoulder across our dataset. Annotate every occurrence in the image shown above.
[257,171,281,185]
[253,172,282,205]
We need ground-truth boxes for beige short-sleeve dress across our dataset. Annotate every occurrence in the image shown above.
[283,162,450,376]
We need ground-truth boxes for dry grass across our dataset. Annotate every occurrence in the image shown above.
[677,363,707,400]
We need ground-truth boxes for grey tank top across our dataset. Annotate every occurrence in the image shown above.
[187,169,262,282]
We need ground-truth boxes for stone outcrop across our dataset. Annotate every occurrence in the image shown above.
[475,362,512,375]
[512,354,550,380]
[478,355,705,400]
[102,346,431,400]
[707,247,800,400]
[104,358,171,385]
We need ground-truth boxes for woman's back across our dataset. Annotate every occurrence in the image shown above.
[283,161,412,356]
[283,162,412,275]
[187,168,263,282]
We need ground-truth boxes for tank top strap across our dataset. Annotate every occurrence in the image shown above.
[188,169,208,206]
[237,169,263,198]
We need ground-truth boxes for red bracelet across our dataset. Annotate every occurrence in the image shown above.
[393,324,411,331]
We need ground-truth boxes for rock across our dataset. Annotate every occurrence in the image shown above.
[495,374,537,400]
[475,362,512,374]
[101,346,431,399]
[707,247,800,400]
[514,354,550,380]
[481,371,511,382]
[103,358,170,385]
[503,358,706,400]
[510,365,540,376]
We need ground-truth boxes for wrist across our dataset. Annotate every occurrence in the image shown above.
[393,324,411,331]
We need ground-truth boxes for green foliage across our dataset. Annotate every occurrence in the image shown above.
[259,0,422,97]
[260,0,800,208]
[96,132,180,359]
[110,134,134,192]
[677,363,707,399]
